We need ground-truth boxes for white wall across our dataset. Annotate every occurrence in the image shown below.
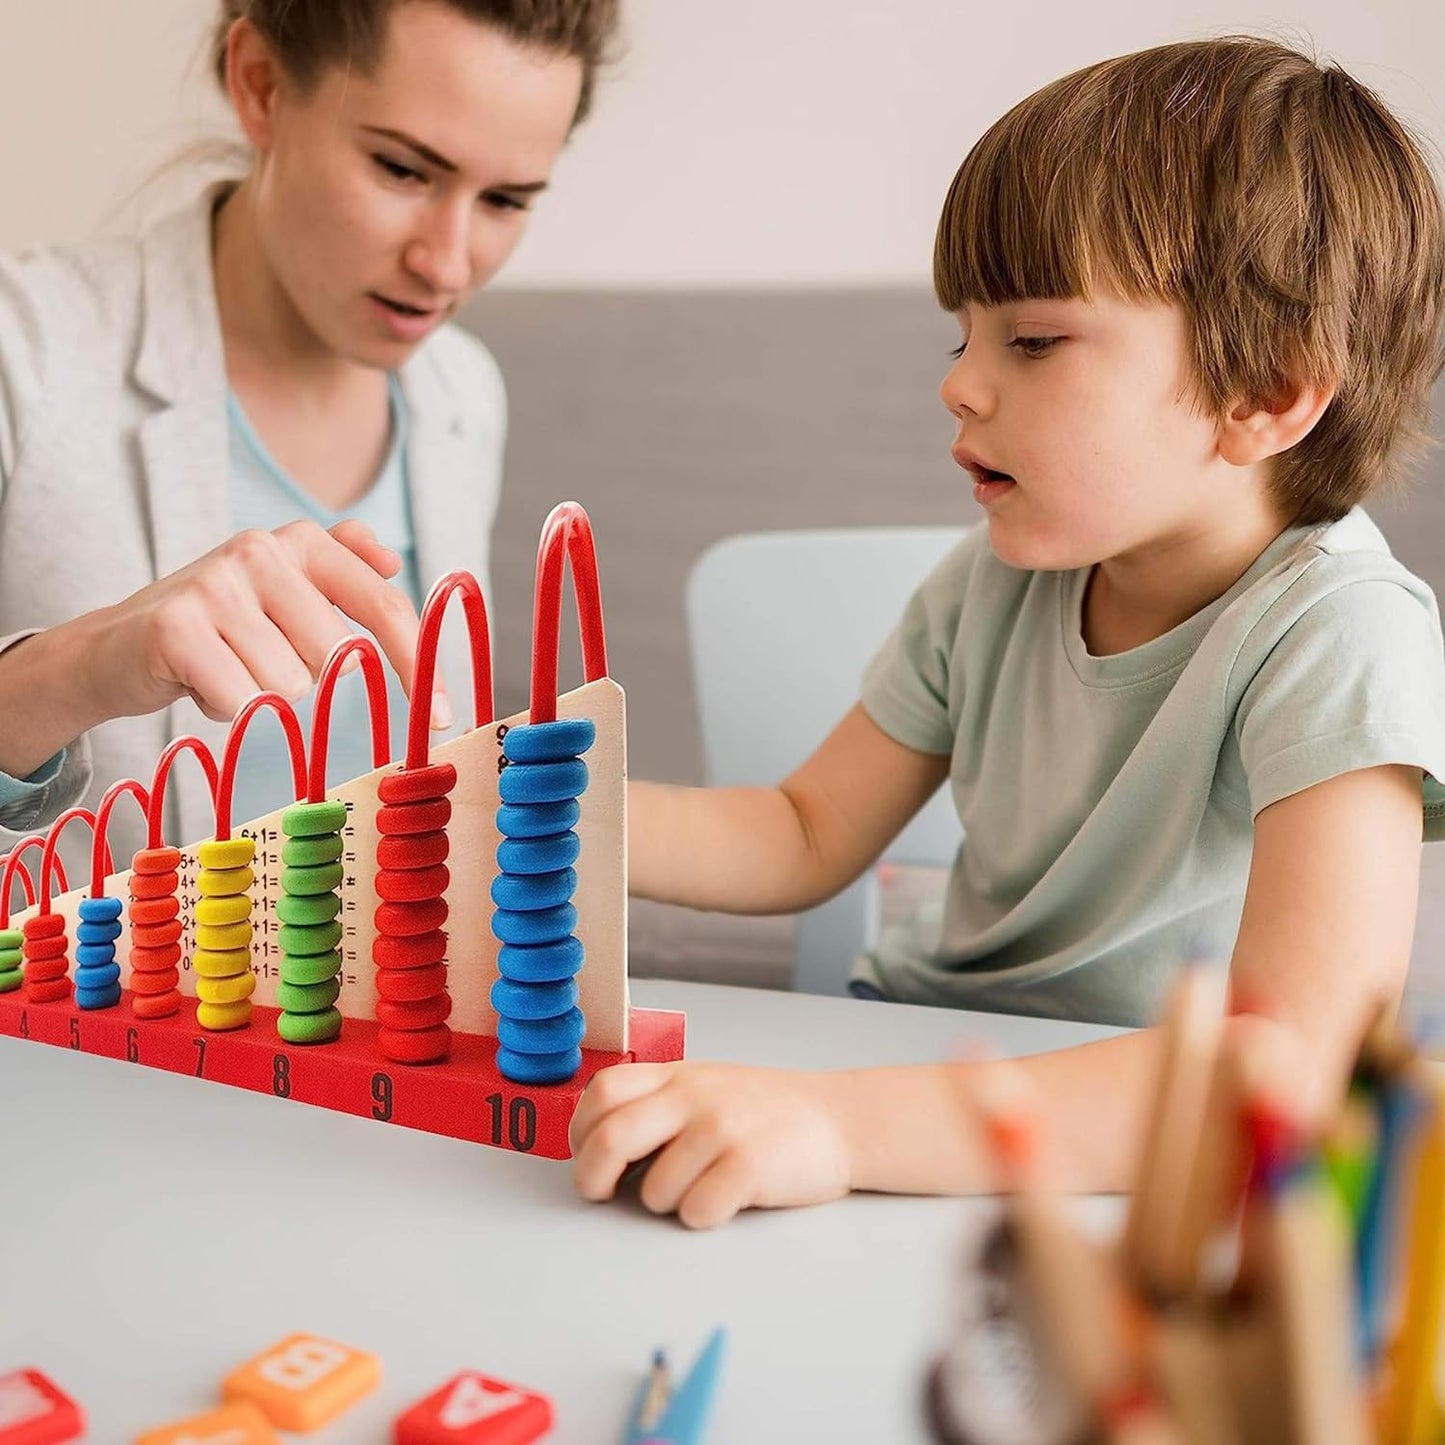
[1,0,1440,288]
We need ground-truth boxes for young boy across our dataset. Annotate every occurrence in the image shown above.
[571,37,1445,1227]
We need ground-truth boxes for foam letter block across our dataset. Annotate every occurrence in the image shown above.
[133,1400,278,1444]
[222,1334,379,1432]
[393,1372,554,1444]
[0,1370,84,1445]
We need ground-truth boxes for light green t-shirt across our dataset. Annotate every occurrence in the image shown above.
[855,509,1445,1026]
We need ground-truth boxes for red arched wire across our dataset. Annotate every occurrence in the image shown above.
[309,635,391,802]
[0,844,40,928]
[148,736,221,849]
[39,808,102,914]
[405,571,494,770]
[529,501,609,724]
[91,779,151,896]
[215,693,308,839]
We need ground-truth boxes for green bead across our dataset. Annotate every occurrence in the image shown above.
[278,920,343,958]
[282,834,344,868]
[282,800,347,837]
[0,947,23,970]
[277,1006,342,1045]
[0,968,21,994]
[282,862,344,897]
[0,929,22,951]
[276,977,341,1014]
[276,892,341,927]
[280,949,343,987]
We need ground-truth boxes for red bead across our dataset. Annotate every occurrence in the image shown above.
[378,1024,451,1065]
[25,979,71,1004]
[128,897,181,926]
[129,967,181,996]
[22,933,69,962]
[375,993,453,1031]
[376,799,452,837]
[375,865,450,903]
[374,964,448,1003]
[131,990,181,1020]
[130,943,183,973]
[375,899,448,938]
[377,762,457,805]
[373,930,448,970]
[21,913,65,940]
[376,832,450,872]
[129,871,180,901]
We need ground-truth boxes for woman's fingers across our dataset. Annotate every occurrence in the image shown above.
[215,599,314,702]
[281,522,452,727]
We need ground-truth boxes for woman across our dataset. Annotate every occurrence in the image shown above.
[0,0,616,869]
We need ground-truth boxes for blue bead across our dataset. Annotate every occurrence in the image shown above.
[77,920,123,945]
[491,976,579,1021]
[496,799,581,839]
[78,896,124,923]
[502,718,597,763]
[496,831,580,876]
[496,1045,583,1085]
[497,1006,586,1054]
[75,983,122,1011]
[490,867,577,913]
[490,903,578,947]
[498,938,585,983]
[75,962,122,990]
[498,759,588,806]
[75,943,117,969]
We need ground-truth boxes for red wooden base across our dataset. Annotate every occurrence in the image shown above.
[0,991,684,1160]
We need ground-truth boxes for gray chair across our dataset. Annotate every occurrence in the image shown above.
[686,527,965,994]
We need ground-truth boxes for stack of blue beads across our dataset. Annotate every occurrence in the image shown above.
[74,895,124,1010]
[490,717,595,1084]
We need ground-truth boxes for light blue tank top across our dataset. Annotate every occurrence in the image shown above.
[225,377,422,826]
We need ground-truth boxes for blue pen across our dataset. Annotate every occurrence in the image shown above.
[622,1327,727,1445]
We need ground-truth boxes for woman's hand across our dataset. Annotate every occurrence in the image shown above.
[98,518,449,724]
[569,1061,855,1229]
[0,518,450,781]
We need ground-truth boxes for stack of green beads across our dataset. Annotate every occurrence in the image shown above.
[277,800,347,1045]
[194,837,258,1031]
[0,927,20,993]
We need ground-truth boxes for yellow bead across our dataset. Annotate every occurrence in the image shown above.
[197,837,256,871]
[196,971,257,1006]
[198,866,255,897]
[196,921,253,953]
[192,947,252,978]
[196,894,251,927]
[197,999,253,1031]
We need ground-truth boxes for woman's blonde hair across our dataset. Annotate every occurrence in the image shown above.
[213,0,621,127]
[934,37,1445,525]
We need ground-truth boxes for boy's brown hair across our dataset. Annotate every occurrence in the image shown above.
[213,0,621,126]
[934,37,1445,526]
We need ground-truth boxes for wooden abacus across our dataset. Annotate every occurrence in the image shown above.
[0,502,684,1160]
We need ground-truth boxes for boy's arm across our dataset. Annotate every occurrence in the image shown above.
[574,763,1422,1225]
[628,703,952,913]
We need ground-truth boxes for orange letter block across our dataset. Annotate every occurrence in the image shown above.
[223,1334,380,1433]
[393,1373,554,1444]
[134,1400,277,1444]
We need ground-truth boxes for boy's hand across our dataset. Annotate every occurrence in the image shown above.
[569,1062,855,1229]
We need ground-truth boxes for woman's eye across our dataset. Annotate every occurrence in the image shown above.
[482,191,530,213]
[1009,336,1061,357]
[948,343,967,359]
[374,155,425,185]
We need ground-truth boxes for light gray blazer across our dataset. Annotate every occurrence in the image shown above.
[0,188,506,876]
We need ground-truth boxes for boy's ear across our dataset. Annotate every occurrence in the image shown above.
[224,18,284,151]
[1217,378,1335,468]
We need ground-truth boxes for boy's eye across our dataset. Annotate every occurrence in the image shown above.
[374,154,425,185]
[1009,336,1061,358]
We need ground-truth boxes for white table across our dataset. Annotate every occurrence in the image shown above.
[0,980,1121,1443]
